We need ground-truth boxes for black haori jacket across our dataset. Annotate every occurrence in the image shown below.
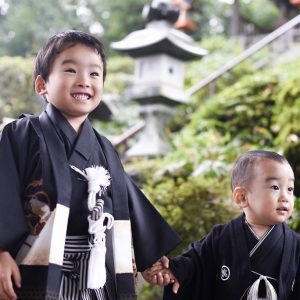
[0,104,181,300]
[164,214,300,300]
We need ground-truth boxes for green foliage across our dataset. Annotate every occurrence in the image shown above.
[0,0,83,56]
[1,0,296,58]
[104,56,134,95]
[272,63,300,147]
[138,284,163,300]
[290,197,300,231]
[95,0,148,53]
[240,0,280,30]
[144,173,237,253]
[192,73,277,146]
[0,56,43,119]
[0,0,149,57]
[187,0,231,39]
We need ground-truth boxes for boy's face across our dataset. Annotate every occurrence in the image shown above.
[35,44,104,126]
[243,160,295,227]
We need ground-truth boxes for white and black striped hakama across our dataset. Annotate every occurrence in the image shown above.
[59,236,115,300]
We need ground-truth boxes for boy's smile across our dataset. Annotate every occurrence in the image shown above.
[35,44,104,132]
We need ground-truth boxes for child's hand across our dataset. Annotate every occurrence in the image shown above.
[142,255,168,283]
[0,251,21,300]
[142,256,180,293]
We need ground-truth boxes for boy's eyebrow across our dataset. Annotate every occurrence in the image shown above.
[265,177,295,182]
[61,59,102,69]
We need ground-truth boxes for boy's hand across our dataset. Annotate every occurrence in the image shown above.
[0,251,21,300]
[142,256,180,293]
[142,256,168,283]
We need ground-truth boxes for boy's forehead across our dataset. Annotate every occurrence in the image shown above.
[54,44,103,64]
[252,159,294,178]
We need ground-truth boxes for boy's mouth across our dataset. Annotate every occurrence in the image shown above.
[71,93,91,101]
[276,206,288,212]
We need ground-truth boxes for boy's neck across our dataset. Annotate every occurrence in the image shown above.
[245,219,271,239]
[63,114,87,133]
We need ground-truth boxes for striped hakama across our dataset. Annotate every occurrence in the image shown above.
[59,236,115,300]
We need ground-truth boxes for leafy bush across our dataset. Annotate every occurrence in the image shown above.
[0,56,43,119]
[240,0,280,30]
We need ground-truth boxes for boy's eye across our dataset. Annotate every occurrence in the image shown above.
[288,187,294,192]
[91,72,100,77]
[271,185,279,190]
[65,68,76,73]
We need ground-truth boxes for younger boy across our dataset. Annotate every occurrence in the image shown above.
[0,30,181,300]
[145,150,300,299]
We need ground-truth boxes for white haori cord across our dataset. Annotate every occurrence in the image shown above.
[70,165,114,289]
[247,274,277,300]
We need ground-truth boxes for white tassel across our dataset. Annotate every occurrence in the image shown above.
[70,165,114,289]
[87,212,114,289]
[247,275,277,300]
[87,240,107,288]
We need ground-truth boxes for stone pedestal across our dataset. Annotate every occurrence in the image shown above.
[126,104,176,157]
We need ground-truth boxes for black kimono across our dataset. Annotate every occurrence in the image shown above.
[0,103,181,300]
[164,214,300,300]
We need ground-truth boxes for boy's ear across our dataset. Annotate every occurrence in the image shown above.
[233,186,248,208]
[35,75,47,96]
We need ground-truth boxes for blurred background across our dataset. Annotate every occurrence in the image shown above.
[1,0,300,298]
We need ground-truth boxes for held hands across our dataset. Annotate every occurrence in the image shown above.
[142,256,180,294]
[0,251,21,300]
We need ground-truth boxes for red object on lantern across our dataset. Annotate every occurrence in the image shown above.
[171,0,197,31]
[290,0,300,8]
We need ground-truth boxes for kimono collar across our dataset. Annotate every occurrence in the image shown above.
[45,103,76,145]
[45,104,96,161]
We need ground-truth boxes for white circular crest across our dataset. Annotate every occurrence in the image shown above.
[220,265,230,281]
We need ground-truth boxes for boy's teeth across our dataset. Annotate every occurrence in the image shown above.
[73,94,89,100]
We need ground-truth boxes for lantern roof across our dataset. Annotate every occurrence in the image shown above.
[111,21,207,61]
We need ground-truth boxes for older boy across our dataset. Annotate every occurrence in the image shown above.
[0,30,180,300]
[146,150,300,299]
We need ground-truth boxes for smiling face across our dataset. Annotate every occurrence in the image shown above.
[35,44,104,131]
[234,159,295,234]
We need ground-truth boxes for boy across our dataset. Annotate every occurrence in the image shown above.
[0,30,181,300]
[145,150,300,299]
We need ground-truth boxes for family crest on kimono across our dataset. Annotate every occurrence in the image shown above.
[0,30,181,300]
[144,150,300,300]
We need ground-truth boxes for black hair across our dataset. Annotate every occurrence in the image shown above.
[231,150,289,191]
[34,30,106,83]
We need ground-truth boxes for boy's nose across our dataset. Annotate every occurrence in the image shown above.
[76,75,90,88]
[279,192,291,202]
[279,196,288,202]
[76,81,90,88]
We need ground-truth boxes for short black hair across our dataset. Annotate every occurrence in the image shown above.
[231,150,289,191]
[34,30,106,83]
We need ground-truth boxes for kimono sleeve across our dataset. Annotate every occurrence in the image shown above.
[292,260,300,299]
[125,174,181,272]
[0,121,29,255]
[163,232,217,300]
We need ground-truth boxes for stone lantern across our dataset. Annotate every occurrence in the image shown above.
[111,0,207,157]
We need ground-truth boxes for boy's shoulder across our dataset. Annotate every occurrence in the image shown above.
[283,222,300,242]
[209,214,241,236]
[199,214,244,249]
[2,114,31,131]
[1,114,40,141]
[92,127,117,152]
[93,128,110,143]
